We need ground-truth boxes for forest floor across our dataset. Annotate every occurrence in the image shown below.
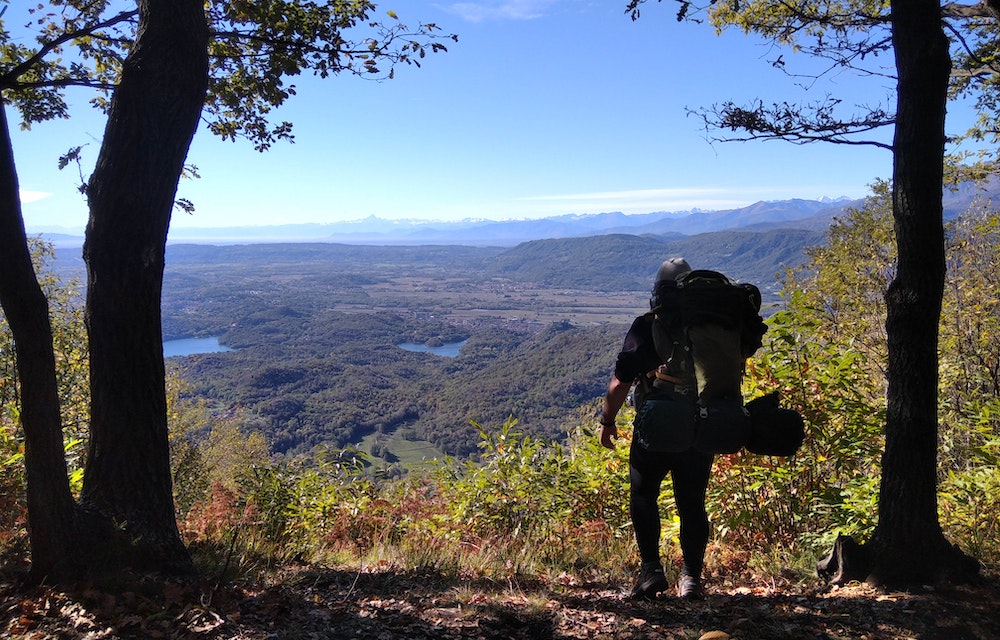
[3,564,999,640]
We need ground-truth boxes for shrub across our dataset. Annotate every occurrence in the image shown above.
[707,309,885,558]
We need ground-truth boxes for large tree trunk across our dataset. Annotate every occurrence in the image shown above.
[0,104,82,581]
[820,0,979,588]
[79,0,209,574]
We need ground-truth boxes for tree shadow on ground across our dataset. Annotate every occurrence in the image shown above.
[231,565,1000,640]
[3,565,1000,639]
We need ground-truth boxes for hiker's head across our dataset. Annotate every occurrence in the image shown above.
[650,258,692,309]
[655,258,692,285]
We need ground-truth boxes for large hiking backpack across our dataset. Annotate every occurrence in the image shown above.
[650,269,766,372]
[635,269,767,454]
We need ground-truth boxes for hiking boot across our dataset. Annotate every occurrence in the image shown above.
[677,572,703,599]
[630,564,670,600]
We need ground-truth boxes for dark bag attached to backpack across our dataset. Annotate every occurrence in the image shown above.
[744,391,805,457]
[694,397,752,454]
[633,389,697,452]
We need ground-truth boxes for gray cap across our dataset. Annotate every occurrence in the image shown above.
[655,257,692,284]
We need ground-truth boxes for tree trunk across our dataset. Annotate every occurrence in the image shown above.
[0,104,83,581]
[80,0,209,575]
[823,0,979,588]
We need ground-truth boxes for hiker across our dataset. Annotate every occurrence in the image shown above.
[598,257,766,600]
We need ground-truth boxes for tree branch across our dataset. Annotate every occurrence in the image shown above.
[6,78,117,92]
[0,10,138,87]
[689,98,895,150]
[941,0,1000,20]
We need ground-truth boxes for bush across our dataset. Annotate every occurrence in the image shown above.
[707,309,885,558]
[434,417,632,575]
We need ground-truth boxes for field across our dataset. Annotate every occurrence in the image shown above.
[337,275,647,325]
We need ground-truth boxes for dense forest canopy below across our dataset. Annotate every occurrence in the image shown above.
[50,228,815,460]
[33,179,986,465]
[40,194,989,463]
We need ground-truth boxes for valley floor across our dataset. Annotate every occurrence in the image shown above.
[4,565,999,639]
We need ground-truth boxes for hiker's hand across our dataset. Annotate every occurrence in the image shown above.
[599,421,618,449]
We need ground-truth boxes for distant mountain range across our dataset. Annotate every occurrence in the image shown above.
[34,178,1000,249]
[156,197,857,246]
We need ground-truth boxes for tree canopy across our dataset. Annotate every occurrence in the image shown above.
[3,1,454,148]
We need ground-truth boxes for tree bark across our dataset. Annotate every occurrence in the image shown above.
[80,0,208,574]
[0,104,82,581]
[863,0,977,587]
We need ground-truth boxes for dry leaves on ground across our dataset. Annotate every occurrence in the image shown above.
[3,566,999,639]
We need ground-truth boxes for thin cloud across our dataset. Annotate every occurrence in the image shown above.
[440,0,558,23]
[19,190,52,204]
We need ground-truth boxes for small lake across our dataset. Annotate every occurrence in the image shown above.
[397,340,467,358]
[163,336,233,358]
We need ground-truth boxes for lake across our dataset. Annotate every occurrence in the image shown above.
[163,336,233,358]
[397,340,467,358]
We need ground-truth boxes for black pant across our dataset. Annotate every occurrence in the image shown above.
[629,439,714,575]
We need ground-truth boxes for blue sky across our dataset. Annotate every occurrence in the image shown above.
[12,0,902,232]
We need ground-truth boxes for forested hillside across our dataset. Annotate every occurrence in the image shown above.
[481,230,820,293]
[175,317,622,457]
[156,228,814,459]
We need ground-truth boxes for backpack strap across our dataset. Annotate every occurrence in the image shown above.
[645,308,694,397]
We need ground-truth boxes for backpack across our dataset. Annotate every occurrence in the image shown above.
[649,269,766,371]
[641,269,767,454]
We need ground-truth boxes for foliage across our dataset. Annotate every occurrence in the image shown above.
[2,2,455,151]
[435,418,631,574]
[175,420,403,572]
[939,461,1000,563]
[935,203,1000,563]
[168,370,270,518]
[1,238,88,567]
[0,416,27,570]
[171,419,638,581]
[712,308,885,554]
[788,181,895,379]
[938,205,1000,473]
[0,240,89,466]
